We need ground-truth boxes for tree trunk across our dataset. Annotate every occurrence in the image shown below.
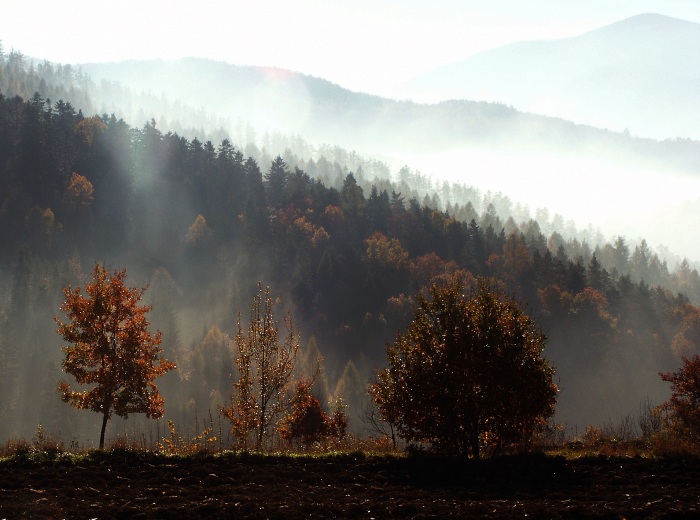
[257,403,266,452]
[99,404,110,450]
[470,431,480,460]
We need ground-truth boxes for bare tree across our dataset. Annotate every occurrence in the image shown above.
[361,399,398,449]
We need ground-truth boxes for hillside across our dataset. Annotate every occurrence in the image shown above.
[400,13,700,140]
[1,86,699,439]
[79,55,700,170]
[77,54,700,262]
[2,42,700,445]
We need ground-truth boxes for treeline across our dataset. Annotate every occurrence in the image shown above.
[1,77,700,440]
[0,46,93,118]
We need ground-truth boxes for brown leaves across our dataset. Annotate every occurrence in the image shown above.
[63,172,94,214]
[364,232,408,271]
[222,284,301,451]
[660,355,700,441]
[55,264,175,447]
[370,275,557,458]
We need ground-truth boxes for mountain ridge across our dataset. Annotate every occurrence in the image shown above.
[398,13,700,140]
[78,55,700,170]
[72,50,700,263]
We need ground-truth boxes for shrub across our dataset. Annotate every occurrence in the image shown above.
[660,355,700,443]
[370,276,557,459]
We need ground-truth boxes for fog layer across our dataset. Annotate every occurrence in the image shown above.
[2,33,700,446]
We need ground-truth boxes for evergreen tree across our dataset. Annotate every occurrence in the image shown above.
[265,155,289,208]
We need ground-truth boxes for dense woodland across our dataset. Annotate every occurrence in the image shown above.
[2,46,700,445]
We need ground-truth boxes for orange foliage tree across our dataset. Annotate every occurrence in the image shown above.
[660,355,700,442]
[221,284,300,451]
[55,264,176,449]
[278,382,349,449]
[370,275,557,459]
[63,172,94,215]
[278,381,329,448]
[671,309,700,359]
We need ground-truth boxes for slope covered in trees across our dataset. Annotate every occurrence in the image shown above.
[5,44,700,175]
[1,50,700,444]
[78,57,700,174]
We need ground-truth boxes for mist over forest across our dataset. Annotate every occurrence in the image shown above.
[78,50,700,261]
[2,19,700,448]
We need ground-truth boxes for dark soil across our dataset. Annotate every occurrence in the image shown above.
[1,451,699,518]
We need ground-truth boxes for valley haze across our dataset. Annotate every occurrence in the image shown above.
[1,2,700,446]
[2,2,699,262]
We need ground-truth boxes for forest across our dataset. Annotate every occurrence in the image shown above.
[2,45,700,447]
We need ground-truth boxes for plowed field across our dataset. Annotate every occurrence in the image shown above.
[1,452,699,518]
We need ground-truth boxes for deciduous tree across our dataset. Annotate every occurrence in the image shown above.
[55,264,175,449]
[221,284,300,451]
[278,381,328,449]
[661,355,700,441]
[279,382,349,449]
[62,172,94,215]
[370,276,557,458]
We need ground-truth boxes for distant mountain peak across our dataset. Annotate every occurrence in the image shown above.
[399,13,700,140]
[585,12,700,40]
[609,12,696,26]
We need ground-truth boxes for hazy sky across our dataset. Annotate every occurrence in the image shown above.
[2,0,700,95]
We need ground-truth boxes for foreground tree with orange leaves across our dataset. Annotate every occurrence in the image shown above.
[55,264,176,449]
[370,276,557,459]
[221,284,300,452]
[660,355,700,442]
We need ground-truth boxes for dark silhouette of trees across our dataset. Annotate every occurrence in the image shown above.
[370,276,557,458]
[265,155,289,208]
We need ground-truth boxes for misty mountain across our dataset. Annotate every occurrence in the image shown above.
[1,86,698,440]
[399,13,700,141]
[76,51,700,263]
[3,39,700,443]
[79,55,700,174]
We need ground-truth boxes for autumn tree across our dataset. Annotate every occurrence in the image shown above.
[671,309,700,359]
[62,172,94,216]
[370,275,557,459]
[278,381,329,449]
[55,264,175,449]
[660,355,700,442]
[327,398,349,442]
[221,284,300,451]
[279,382,349,449]
[363,231,409,300]
[184,214,211,245]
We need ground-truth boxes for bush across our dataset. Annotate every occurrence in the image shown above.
[660,355,700,444]
[278,382,349,450]
[370,276,557,459]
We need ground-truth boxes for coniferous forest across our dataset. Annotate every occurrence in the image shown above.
[2,46,700,446]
